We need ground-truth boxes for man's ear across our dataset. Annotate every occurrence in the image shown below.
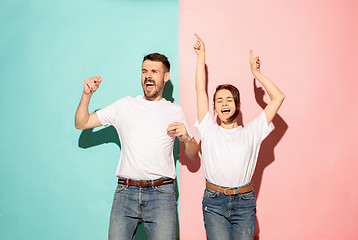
[164,72,171,83]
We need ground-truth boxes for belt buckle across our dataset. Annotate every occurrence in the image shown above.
[136,181,147,187]
[223,188,238,195]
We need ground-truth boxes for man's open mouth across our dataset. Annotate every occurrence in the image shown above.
[145,81,155,91]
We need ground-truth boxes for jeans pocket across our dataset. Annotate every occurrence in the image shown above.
[154,184,175,196]
[115,184,127,193]
[203,188,218,198]
[240,190,256,200]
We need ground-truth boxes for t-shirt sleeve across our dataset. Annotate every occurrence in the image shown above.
[244,110,272,145]
[96,99,122,126]
[194,111,216,140]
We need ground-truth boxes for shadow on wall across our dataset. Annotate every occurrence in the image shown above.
[78,125,121,149]
[77,80,180,240]
[252,79,288,240]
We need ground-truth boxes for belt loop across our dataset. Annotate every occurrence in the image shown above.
[217,185,221,194]
[126,178,129,187]
[151,180,154,188]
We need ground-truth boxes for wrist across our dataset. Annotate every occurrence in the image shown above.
[182,135,192,143]
[198,52,205,58]
[83,91,93,96]
[253,71,263,79]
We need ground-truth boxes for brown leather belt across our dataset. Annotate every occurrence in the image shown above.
[118,179,174,188]
[206,181,253,195]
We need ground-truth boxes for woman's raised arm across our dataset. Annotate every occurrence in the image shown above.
[194,34,209,123]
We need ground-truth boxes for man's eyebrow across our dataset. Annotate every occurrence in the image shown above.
[142,68,159,71]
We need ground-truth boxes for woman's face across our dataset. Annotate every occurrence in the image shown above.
[214,89,237,123]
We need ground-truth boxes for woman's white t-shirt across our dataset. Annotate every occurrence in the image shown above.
[195,111,271,188]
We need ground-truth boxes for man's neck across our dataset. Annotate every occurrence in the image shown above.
[143,95,163,101]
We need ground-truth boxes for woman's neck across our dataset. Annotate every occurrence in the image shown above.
[220,120,238,129]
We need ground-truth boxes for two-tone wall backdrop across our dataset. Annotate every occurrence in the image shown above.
[1,0,358,239]
[0,0,179,239]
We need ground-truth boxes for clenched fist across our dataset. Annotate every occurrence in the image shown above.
[84,75,102,94]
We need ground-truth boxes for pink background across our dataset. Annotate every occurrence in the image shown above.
[179,0,358,239]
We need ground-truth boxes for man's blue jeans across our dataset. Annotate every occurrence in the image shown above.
[202,181,256,240]
[108,178,177,240]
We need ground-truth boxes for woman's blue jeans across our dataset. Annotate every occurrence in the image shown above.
[202,181,256,240]
[108,178,177,240]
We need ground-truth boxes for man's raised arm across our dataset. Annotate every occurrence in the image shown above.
[75,76,103,130]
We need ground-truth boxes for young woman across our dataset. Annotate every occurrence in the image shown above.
[193,34,285,240]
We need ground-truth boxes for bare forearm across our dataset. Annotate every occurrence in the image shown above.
[254,72,285,102]
[195,53,206,92]
[253,72,285,124]
[181,138,199,161]
[75,92,92,129]
[196,53,209,121]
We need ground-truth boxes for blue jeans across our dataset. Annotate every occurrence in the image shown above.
[202,181,256,240]
[108,178,177,240]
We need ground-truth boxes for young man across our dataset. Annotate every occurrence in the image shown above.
[75,53,198,239]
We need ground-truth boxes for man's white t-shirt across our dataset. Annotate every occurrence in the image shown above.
[96,95,192,180]
[195,111,271,188]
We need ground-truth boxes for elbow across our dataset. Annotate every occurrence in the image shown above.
[276,92,285,103]
[75,123,85,130]
[280,93,285,102]
[270,93,285,106]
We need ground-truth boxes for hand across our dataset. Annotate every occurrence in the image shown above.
[193,34,205,55]
[167,122,191,142]
[83,76,102,95]
[249,50,261,77]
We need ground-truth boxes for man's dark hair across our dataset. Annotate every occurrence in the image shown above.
[143,53,170,72]
[213,84,241,123]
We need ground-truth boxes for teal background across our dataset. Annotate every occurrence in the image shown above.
[0,0,179,239]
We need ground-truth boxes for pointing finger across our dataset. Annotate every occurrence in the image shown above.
[194,34,203,44]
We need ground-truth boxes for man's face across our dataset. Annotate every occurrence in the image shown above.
[141,60,170,101]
